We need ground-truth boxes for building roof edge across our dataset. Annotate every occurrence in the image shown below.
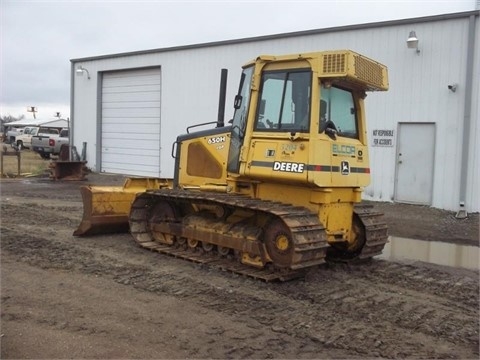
[71,10,480,63]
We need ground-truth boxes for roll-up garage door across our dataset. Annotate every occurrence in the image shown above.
[101,68,161,176]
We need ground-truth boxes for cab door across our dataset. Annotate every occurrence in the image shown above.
[312,84,369,188]
[227,66,254,174]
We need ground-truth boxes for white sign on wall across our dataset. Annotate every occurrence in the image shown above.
[372,129,395,147]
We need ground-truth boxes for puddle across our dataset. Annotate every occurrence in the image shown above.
[378,236,479,270]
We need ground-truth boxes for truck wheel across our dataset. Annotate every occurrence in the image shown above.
[16,141,23,150]
[39,152,50,160]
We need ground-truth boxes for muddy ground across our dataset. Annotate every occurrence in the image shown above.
[1,174,479,359]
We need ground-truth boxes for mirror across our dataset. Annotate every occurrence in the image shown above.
[234,95,243,109]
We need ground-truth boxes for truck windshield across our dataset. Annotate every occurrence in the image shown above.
[254,69,311,132]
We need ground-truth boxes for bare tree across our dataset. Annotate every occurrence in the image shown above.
[1,114,26,138]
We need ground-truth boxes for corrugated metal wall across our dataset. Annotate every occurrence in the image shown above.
[72,12,479,212]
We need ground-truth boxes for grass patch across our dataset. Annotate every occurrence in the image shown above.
[0,147,50,177]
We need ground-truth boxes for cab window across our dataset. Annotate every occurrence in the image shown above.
[320,85,358,139]
[255,70,311,132]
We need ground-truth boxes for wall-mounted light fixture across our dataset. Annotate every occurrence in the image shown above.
[406,30,420,54]
[76,65,91,79]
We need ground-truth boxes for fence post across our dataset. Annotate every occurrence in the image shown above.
[1,147,21,177]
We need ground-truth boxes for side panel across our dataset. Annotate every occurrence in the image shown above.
[312,136,370,188]
[245,137,309,183]
[176,127,231,187]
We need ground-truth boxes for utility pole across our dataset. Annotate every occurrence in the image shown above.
[27,106,37,119]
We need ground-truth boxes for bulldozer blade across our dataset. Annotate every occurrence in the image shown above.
[73,177,172,237]
[50,161,88,181]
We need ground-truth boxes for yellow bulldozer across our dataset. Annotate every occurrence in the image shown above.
[74,50,389,281]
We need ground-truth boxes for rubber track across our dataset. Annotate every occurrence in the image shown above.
[129,189,329,282]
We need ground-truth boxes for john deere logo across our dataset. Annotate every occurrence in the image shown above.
[341,161,350,175]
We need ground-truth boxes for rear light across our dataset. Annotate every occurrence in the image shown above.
[49,139,55,146]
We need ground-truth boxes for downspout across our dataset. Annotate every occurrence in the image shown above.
[70,61,75,162]
[456,14,477,218]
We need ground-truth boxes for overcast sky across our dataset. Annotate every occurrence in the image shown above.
[0,0,477,120]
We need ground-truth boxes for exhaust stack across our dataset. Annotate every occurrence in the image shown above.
[216,68,228,128]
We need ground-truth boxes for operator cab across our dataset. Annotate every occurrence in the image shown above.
[226,50,387,188]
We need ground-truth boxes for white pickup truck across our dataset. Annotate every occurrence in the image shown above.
[31,128,69,159]
[5,127,25,144]
[14,126,40,150]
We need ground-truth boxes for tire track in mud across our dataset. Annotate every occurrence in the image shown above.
[1,200,479,359]
[272,265,478,358]
[1,201,83,228]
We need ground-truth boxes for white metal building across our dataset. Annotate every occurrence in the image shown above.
[71,11,479,213]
